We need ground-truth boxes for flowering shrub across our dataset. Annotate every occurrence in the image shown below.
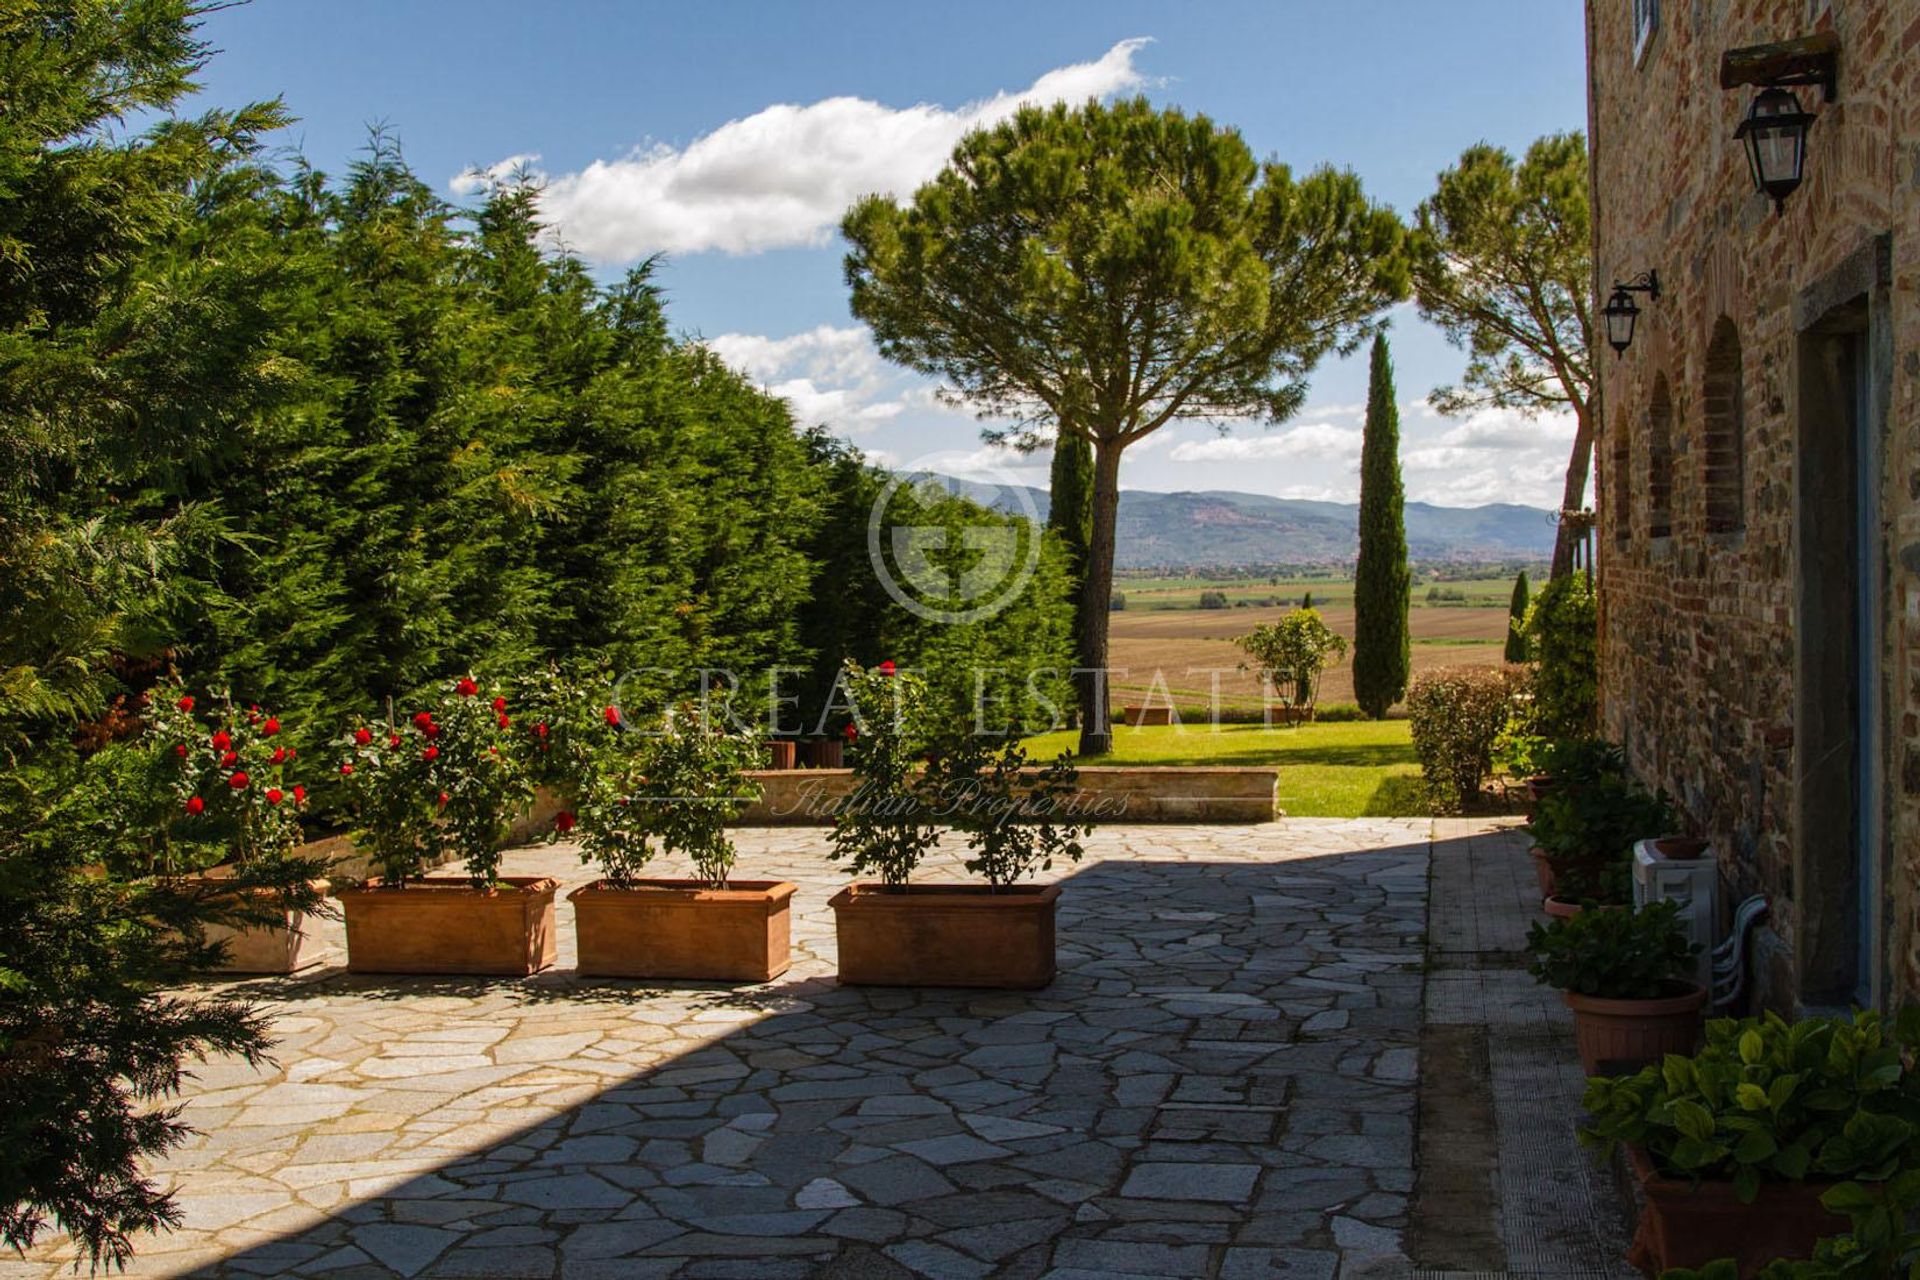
[336,676,532,887]
[506,665,625,797]
[573,702,763,888]
[1408,664,1528,813]
[829,661,941,887]
[923,733,1089,888]
[145,688,307,870]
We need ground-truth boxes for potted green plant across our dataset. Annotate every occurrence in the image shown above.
[1583,1010,1920,1276]
[1662,1173,1920,1279]
[827,661,1088,989]
[1529,770,1670,911]
[568,701,789,982]
[332,676,551,975]
[1527,899,1703,1074]
[148,687,334,973]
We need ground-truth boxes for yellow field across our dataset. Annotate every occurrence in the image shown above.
[1106,599,1510,712]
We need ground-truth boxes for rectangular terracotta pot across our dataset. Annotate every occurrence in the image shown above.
[1626,1146,1849,1277]
[175,877,336,975]
[830,882,1062,989]
[338,876,558,976]
[570,879,796,982]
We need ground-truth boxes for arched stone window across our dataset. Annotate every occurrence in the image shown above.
[1610,412,1632,545]
[1647,374,1674,539]
[1702,319,1745,534]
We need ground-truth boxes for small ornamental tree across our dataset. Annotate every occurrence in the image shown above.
[829,661,941,888]
[146,688,309,873]
[923,734,1089,890]
[1237,608,1348,716]
[579,703,764,889]
[337,677,532,888]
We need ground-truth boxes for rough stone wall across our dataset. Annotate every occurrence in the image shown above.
[1588,0,1920,1006]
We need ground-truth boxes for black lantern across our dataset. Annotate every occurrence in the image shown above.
[1602,271,1660,357]
[1735,85,1817,213]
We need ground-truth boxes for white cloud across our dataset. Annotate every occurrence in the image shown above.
[1167,423,1363,464]
[707,324,962,435]
[465,39,1153,262]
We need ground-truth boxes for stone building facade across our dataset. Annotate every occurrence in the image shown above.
[1588,0,1919,1010]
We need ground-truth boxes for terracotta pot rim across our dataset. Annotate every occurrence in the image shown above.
[1653,836,1711,858]
[569,878,796,902]
[832,881,1063,906]
[339,875,558,898]
[1565,981,1708,1016]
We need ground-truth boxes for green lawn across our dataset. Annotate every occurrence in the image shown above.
[1021,719,1432,818]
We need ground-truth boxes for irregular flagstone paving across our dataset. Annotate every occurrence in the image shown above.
[13,819,1449,1280]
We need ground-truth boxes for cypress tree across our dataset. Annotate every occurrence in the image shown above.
[1352,333,1411,719]
[1048,431,1094,567]
[1504,570,1532,662]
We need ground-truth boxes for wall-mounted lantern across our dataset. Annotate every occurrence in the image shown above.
[1719,32,1838,216]
[1603,271,1660,356]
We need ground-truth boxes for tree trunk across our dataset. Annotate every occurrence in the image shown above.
[1550,408,1595,579]
[1076,438,1124,756]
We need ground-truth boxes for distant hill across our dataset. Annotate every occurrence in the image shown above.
[922,475,1556,569]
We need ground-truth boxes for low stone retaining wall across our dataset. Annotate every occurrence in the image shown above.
[735,766,1278,825]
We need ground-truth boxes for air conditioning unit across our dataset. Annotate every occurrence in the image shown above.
[1634,838,1717,991]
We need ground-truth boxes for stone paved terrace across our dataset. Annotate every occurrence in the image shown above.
[8,820,1635,1279]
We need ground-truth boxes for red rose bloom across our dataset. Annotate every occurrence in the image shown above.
[389,734,402,748]
[339,763,354,776]
[177,695,194,712]
[210,730,231,751]
[228,771,250,789]
[843,723,858,741]
[438,791,450,807]
[424,723,441,739]
[270,747,287,764]
[354,727,373,745]
[497,715,510,729]
[492,697,507,712]
[604,706,622,726]
[185,795,205,815]
[262,717,280,736]
[456,677,478,697]
[411,711,433,730]
[174,743,188,758]
[878,660,896,676]
[222,750,239,766]
[554,811,576,834]
[422,745,439,761]
[535,722,549,739]
[293,785,306,804]
[265,788,284,805]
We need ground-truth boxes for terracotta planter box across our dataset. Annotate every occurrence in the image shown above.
[1626,1145,1847,1277]
[180,877,335,975]
[338,876,558,976]
[830,882,1062,989]
[765,739,797,770]
[570,879,796,982]
[1565,982,1706,1077]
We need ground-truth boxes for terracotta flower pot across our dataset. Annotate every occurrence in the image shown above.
[1543,895,1583,919]
[1530,847,1558,897]
[1524,774,1557,802]
[338,876,558,975]
[570,879,796,982]
[1653,835,1710,859]
[1564,981,1706,1077]
[176,876,335,974]
[1625,1145,1848,1277]
[801,738,844,769]
[765,739,797,770]
[830,882,1062,989]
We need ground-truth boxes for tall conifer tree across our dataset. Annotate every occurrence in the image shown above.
[1504,570,1532,663]
[1352,334,1410,718]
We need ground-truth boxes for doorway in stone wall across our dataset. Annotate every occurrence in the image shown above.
[1793,239,1892,1009]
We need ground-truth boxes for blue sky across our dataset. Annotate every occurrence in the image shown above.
[188,1,1589,508]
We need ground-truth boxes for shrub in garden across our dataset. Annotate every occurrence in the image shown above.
[1582,1010,1920,1204]
[1525,571,1599,738]
[336,676,532,887]
[1537,735,1629,785]
[1527,900,1697,999]
[922,733,1090,889]
[575,702,764,889]
[1407,665,1526,813]
[829,661,942,887]
[1528,771,1671,887]
[1237,607,1348,714]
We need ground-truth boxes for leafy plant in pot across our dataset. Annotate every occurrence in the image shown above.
[333,676,553,976]
[1529,770,1670,912]
[1583,1009,1920,1276]
[1662,1172,1920,1279]
[147,687,335,973]
[567,700,787,982]
[827,661,1089,989]
[1527,899,1703,1075]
